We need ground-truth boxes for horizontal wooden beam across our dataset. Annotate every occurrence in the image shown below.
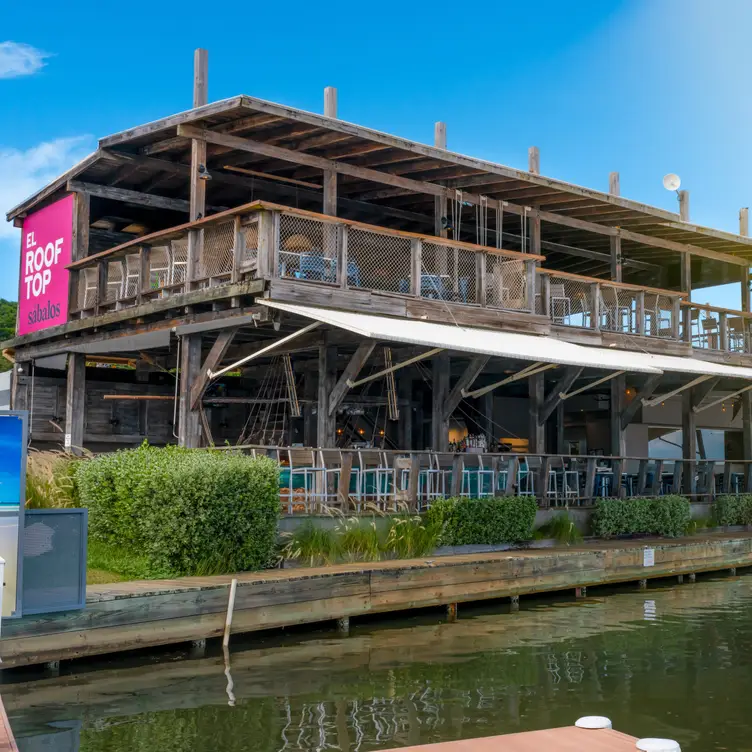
[67,180,191,213]
[179,125,747,269]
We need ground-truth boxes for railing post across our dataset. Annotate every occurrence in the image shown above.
[591,283,601,331]
[636,290,645,336]
[139,246,151,303]
[231,215,245,284]
[540,272,550,318]
[585,457,597,503]
[672,298,682,340]
[504,456,519,495]
[476,251,487,306]
[720,312,729,352]
[338,224,349,289]
[526,259,536,313]
[257,210,275,279]
[410,238,422,297]
[96,261,107,314]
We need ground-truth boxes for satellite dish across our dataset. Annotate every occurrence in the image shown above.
[663,173,681,192]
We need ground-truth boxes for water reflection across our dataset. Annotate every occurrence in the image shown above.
[6,574,752,752]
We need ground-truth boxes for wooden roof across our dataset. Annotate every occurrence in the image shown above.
[7,94,752,287]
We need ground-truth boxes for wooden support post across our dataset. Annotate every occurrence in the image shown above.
[329,339,377,416]
[610,373,625,456]
[317,336,337,447]
[679,190,690,222]
[222,578,238,649]
[336,616,350,636]
[637,460,649,495]
[575,586,587,599]
[65,353,85,455]
[680,251,692,342]
[70,191,90,313]
[481,391,494,449]
[682,387,697,496]
[446,602,458,622]
[528,371,545,454]
[638,579,647,590]
[528,146,540,175]
[688,572,696,583]
[450,454,463,497]
[303,371,316,447]
[407,453,420,510]
[178,334,202,448]
[190,328,237,410]
[444,355,489,420]
[431,351,450,451]
[188,49,209,290]
[677,574,684,584]
[729,567,737,576]
[740,207,749,237]
[556,402,565,454]
[434,122,447,238]
[509,595,520,612]
[323,87,338,216]
[338,452,353,510]
[608,172,622,281]
[585,457,597,502]
[139,245,151,302]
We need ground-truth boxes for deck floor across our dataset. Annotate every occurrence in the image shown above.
[380,727,638,751]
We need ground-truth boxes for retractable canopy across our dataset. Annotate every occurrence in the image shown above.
[259,300,752,382]
[258,301,660,374]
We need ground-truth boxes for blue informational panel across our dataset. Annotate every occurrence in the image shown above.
[0,411,27,618]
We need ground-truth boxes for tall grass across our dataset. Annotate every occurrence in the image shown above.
[25,449,86,509]
[280,506,442,566]
[535,510,583,545]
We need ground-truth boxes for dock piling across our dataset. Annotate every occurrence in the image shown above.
[510,595,520,612]
[336,616,350,636]
[638,579,648,590]
[688,573,696,583]
[222,578,238,649]
[447,603,458,622]
[575,586,587,599]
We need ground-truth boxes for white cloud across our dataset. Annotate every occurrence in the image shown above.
[0,136,94,239]
[0,136,94,300]
[0,41,50,79]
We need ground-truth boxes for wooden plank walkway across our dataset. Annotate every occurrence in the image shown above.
[2,532,752,668]
[380,727,638,751]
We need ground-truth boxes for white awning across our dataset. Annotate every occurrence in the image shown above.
[258,301,661,374]
[259,300,752,381]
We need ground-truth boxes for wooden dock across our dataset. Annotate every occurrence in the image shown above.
[0,696,18,752]
[380,726,638,752]
[2,532,752,669]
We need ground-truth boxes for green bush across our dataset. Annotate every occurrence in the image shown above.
[713,495,752,527]
[535,511,583,545]
[76,445,280,577]
[591,496,690,538]
[426,496,537,546]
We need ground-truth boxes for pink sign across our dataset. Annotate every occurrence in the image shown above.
[18,195,74,336]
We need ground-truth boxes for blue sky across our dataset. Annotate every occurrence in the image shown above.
[1,0,750,306]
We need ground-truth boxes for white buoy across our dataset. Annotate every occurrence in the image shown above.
[636,739,681,752]
[575,716,613,729]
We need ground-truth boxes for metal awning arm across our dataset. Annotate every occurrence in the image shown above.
[347,347,444,389]
[208,321,321,380]
[642,374,712,408]
[692,382,752,414]
[559,370,626,400]
[463,361,557,399]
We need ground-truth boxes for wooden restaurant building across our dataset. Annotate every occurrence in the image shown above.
[5,49,752,507]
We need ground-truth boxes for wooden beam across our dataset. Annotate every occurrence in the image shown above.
[679,190,690,222]
[190,328,237,410]
[528,147,540,175]
[620,373,662,430]
[177,124,748,268]
[609,172,622,282]
[66,181,191,213]
[610,373,625,456]
[317,335,337,446]
[65,353,85,455]
[528,371,545,454]
[540,367,582,424]
[431,351,450,451]
[193,49,208,108]
[740,207,749,237]
[443,355,489,420]
[434,122,447,238]
[322,87,338,216]
[328,339,377,416]
[178,334,202,447]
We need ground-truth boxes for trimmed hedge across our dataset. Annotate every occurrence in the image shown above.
[76,445,280,577]
[591,495,690,539]
[713,494,752,527]
[426,496,537,546]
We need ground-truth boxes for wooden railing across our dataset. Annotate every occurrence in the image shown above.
[222,445,752,514]
[536,269,685,340]
[67,202,752,360]
[681,301,752,355]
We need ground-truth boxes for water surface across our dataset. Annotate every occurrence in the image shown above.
[6,573,752,751]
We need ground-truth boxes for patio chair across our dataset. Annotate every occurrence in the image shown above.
[284,448,327,513]
[123,253,141,299]
[461,453,495,497]
[319,449,360,509]
[549,283,572,323]
[358,450,396,509]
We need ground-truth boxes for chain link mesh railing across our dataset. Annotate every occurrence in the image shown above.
[200,221,235,281]
[101,261,124,304]
[644,293,676,339]
[421,243,478,303]
[689,306,723,350]
[241,219,259,273]
[347,227,411,293]
[76,268,98,311]
[485,257,527,310]
[279,213,339,283]
[542,273,593,327]
[600,284,638,334]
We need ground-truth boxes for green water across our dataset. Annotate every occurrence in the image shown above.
[6,573,752,752]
